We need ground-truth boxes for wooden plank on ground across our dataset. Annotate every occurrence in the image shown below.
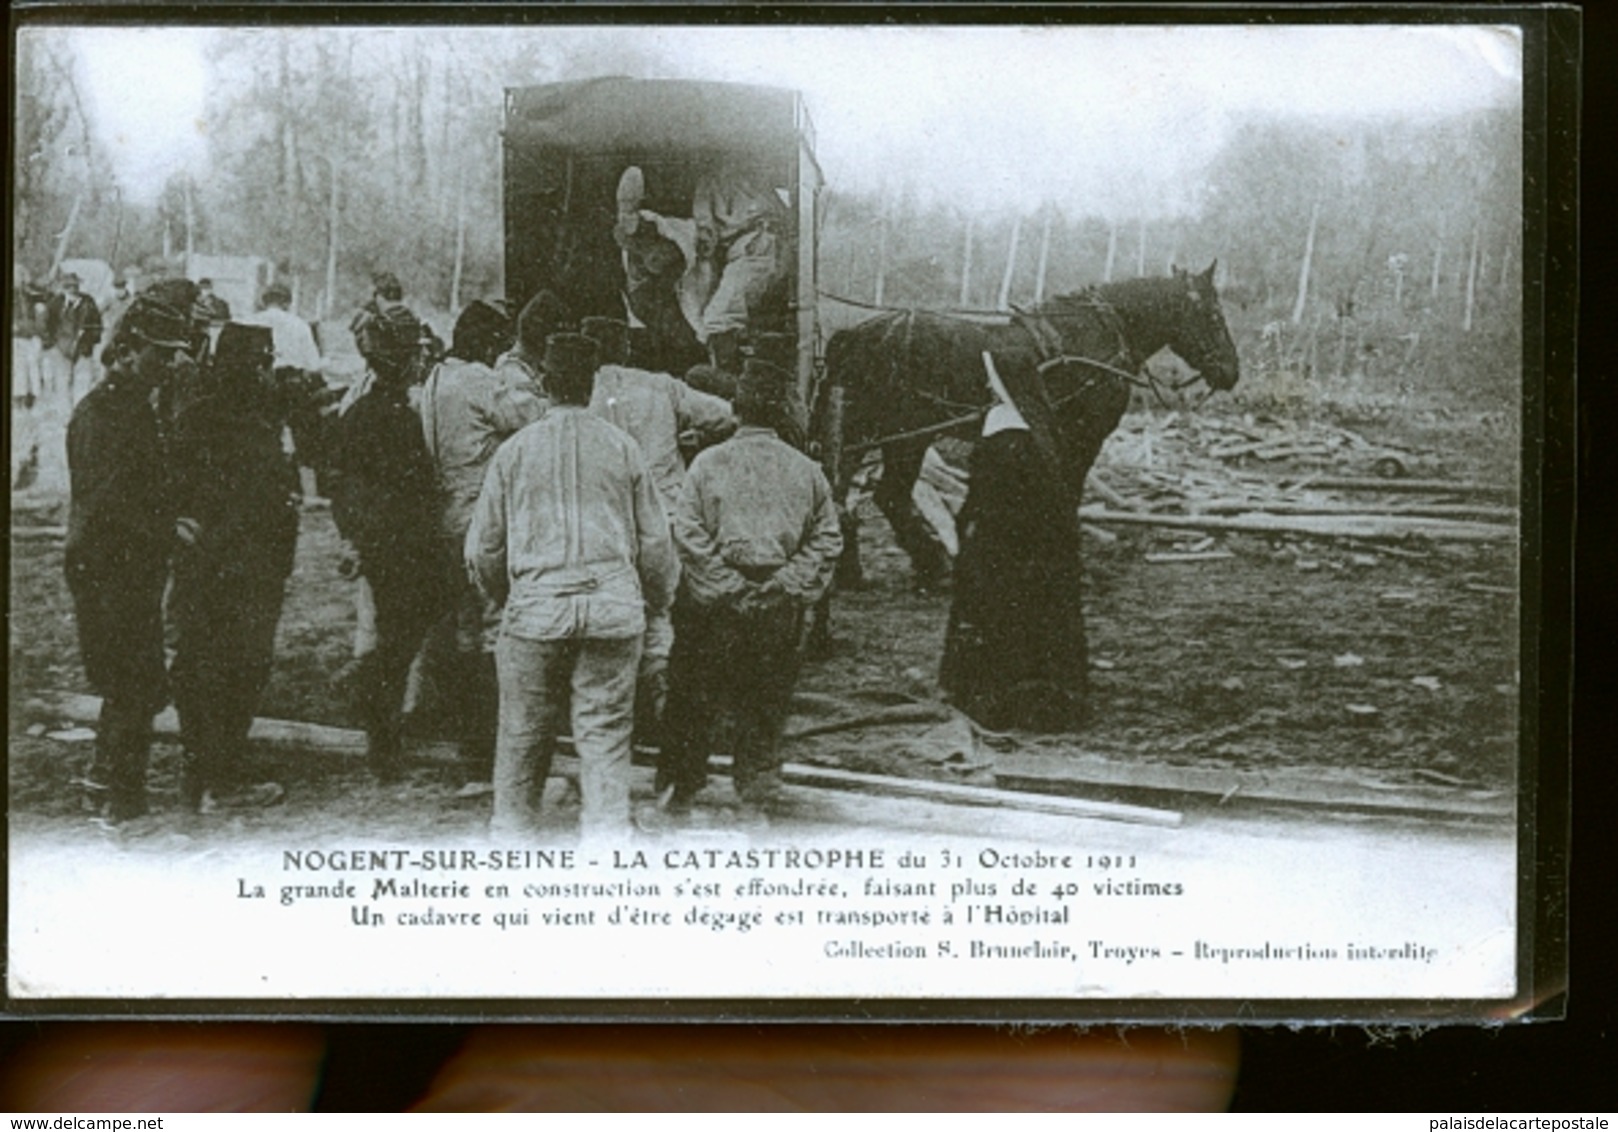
[1287,477,1516,498]
[771,761,1182,828]
[1077,506,1514,544]
[32,691,1182,829]
[1144,551,1236,564]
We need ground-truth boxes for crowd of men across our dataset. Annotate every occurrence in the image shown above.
[10,270,250,410]
[60,267,842,841]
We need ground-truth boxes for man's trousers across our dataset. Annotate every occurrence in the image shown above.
[355,551,445,775]
[657,599,805,805]
[66,554,169,818]
[492,633,641,840]
[441,533,499,782]
[169,562,287,797]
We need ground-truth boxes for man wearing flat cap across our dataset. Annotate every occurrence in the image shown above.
[349,272,441,395]
[420,300,544,793]
[466,332,679,841]
[65,296,193,822]
[656,356,842,821]
[167,323,302,811]
[140,277,211,431]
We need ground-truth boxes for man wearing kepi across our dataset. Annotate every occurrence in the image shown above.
[656,357,842,818]
[421,300,544,793]
[64,297,192,822]
[466,332,679,841]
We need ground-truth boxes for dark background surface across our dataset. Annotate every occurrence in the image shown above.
[2,5,1611,1113]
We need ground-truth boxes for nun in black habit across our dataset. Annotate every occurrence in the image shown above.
[939,355,1089,733]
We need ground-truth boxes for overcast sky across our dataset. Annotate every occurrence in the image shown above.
[58,23,1521,213]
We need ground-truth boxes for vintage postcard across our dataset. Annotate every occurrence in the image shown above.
[6,12,1572,1020]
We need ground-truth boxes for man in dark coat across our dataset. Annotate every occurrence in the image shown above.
[191,278,232,327]
[43,273,103,401]
[325,330,449,781]
[167,323,302,811]
[65,296,193,822]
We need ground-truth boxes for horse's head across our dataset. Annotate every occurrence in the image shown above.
[1164,262,1241,392]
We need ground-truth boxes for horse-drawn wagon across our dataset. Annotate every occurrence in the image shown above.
[501,77,823,402]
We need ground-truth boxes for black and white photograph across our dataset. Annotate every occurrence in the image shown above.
[6,15,1563,1017]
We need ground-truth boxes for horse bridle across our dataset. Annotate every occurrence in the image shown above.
[1019,299,1208,411]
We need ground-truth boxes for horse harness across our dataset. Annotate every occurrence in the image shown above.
[835,293,1186,457]
[1011,293,1194,411]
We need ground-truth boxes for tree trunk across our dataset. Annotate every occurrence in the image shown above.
[1429,220,1445,298]
[50,191,84,276]
[1135,216,1147,278]
[959,217,974,307]
[324,162,340,321]
[1103,220,1119,283]
[450,158,468,315]
[277,33,302,265]
[1291,198,1320,325]
[873,201,888,306]
[108,186,123,270]
[1033,212,1053,304]
[409,46,429,190]
[1462,218,1480,332]
[182,176,195,263]
[996,214,1022,310]
[438,58,454,226]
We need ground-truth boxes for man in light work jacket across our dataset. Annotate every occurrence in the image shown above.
[466,332,679,841]
[420,300,544,791]
[579,315,734,739]
[656,357,842,820]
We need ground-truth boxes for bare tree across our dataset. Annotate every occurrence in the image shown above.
[996,214,1022,310]
[1291,198,1321,325]
[959,217,974,307]
[1033,210,1053,303]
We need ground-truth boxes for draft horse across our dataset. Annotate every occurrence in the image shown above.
[817,263,1242,591]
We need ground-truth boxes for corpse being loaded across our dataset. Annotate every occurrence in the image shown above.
[501,77,821,419]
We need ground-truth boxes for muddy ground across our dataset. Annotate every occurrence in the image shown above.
[8,399,1519,837]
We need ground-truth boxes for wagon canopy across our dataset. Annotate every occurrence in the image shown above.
[504,77,808,163]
